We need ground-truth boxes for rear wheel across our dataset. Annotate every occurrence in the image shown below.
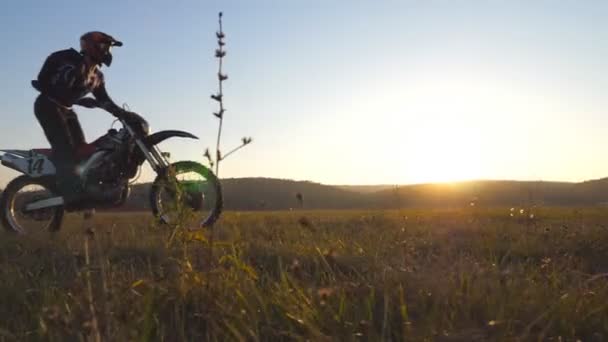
[0,176,64,234]
[150,161,222,228]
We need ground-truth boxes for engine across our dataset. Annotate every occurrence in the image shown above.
[86,129,128,181]
[88,152,124,184]
[81,129,133,205]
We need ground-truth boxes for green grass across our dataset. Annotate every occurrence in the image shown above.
[1,207,608,341]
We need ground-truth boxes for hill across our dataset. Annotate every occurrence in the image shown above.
[5,177,606,211]
[123,178,371,211]
[336,185,395,193]
[119,177,608,211]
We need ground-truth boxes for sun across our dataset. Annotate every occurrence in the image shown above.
[388,75,498,184]
[408,137,480,183]
[398,106,485,184]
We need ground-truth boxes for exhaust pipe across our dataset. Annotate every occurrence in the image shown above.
[24,197,64,211]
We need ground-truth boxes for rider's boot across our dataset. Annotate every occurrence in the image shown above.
[55,161,87,210]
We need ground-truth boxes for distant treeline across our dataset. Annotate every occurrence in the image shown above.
[4,177,608,211]
[120,177,608,211]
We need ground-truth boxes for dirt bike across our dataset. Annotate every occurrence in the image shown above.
[0,110,222,234]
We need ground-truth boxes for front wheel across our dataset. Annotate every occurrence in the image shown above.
[150,161,223,228]
[0,175,64,234]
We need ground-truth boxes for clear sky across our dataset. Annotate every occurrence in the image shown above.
[1,0,608,186]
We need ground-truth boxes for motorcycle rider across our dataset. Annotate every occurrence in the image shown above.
[32,31,131,207]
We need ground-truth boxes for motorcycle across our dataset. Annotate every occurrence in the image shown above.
[0,109,222,234]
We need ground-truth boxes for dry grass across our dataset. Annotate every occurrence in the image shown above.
[1,207,608,341]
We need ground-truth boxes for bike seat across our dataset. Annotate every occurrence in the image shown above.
[31,148,53,157]
[32,144,97,161]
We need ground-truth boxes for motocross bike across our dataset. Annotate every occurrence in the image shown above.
[0,109,222,234]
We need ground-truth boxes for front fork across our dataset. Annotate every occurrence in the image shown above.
[124,119,170,173]
[140,141,169,172]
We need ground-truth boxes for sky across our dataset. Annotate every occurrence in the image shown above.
[1,0,608,186]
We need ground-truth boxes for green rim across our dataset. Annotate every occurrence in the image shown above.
[150,161,223,228]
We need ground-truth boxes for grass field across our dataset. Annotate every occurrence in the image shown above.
[1,207,608,341]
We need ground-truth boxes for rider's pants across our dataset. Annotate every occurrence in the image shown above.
[34,95,85,161]
[33,95,85,196]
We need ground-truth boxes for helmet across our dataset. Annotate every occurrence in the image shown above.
[80,31,123,67]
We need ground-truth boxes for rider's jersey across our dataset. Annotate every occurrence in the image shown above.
[32,48,121,114]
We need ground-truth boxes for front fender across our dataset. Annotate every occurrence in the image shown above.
[144,130,199,147]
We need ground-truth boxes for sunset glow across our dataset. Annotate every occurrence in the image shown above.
[1,1,608,186]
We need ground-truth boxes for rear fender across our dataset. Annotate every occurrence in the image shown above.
[0,151,56,177]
